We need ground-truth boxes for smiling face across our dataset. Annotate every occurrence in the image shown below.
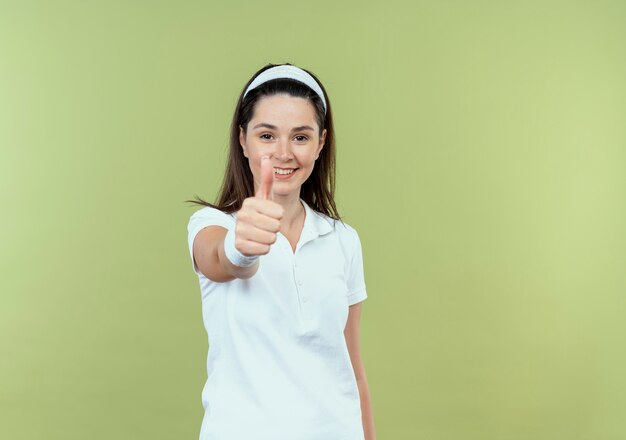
[239,94,327,200]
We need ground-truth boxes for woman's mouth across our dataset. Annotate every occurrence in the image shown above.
[274,167,298,179]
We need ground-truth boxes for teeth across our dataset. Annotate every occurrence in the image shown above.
[274,168,295,175]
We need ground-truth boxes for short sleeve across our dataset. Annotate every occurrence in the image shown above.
[187,207,235,276]
[344,226,368,306]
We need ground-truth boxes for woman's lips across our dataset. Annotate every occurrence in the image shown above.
[274,168,298,180]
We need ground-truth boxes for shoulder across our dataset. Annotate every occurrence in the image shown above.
[188,206,236,231]
[332,217,360,240]
[322,215,362,252]
[189,205,235,220]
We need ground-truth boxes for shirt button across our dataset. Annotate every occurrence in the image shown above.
[303,296,308,302]
[298,280,303,286]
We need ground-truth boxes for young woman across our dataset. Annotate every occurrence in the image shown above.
[186,63,376,440]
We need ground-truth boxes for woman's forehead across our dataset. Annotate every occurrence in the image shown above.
[251,94,318,126]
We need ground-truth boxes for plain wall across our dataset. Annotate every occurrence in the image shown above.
[1,1,625,439]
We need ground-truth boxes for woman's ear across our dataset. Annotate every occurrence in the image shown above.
[239,125,248,158]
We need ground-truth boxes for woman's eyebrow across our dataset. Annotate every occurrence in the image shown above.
[291,125,315,132]
[252,123,315,132]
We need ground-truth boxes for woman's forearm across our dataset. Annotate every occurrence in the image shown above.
[357,378,376,440]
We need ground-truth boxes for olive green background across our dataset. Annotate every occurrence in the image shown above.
[1,1,625,439]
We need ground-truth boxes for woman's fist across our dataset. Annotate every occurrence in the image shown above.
[234,156,284,256]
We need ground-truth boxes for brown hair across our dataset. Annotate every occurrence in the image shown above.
[185,62,341,221]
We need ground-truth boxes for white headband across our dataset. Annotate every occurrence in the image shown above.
[243,65,327,114]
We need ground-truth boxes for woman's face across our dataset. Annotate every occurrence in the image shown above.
[239,94,326,200]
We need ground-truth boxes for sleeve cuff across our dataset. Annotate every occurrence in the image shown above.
[347,286,368,306]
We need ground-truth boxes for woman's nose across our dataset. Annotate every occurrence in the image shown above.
[274,138,293,161]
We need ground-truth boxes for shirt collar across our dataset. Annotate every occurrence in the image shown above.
[301,198,334,238]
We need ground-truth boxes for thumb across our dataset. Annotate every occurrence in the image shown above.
[256,155,274,200]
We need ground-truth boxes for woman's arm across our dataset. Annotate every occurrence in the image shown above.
[193,226,259,282]
[344,302,377,440]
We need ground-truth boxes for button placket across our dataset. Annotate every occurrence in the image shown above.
[277,233,311,321]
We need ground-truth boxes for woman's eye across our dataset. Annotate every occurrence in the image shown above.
[260,133,273,140]
[294,135,308,142]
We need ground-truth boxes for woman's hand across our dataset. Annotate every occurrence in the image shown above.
[234,156,284,256]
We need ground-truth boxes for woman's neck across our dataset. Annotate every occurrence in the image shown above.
[273,192,305,231]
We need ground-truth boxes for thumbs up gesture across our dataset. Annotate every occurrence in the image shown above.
[257,154,275,201]
[234,156,285,256]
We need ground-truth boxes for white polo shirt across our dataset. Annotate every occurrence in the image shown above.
[187,198,368,440]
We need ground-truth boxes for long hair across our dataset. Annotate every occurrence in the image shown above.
[185,63,341,220]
